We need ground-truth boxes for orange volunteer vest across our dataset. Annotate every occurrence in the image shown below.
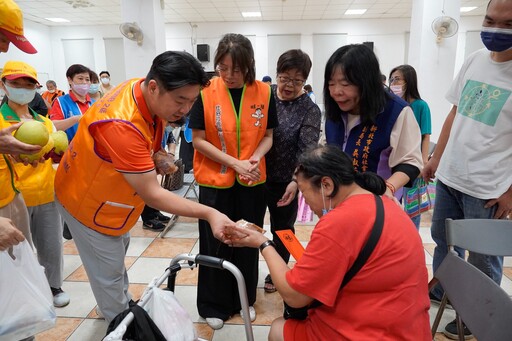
[54,79,163,236]
[193,77,270,188]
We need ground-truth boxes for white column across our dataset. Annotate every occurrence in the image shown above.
[120,0,166,79]
[408,0,461,141]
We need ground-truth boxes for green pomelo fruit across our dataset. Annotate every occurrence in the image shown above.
[14,120,49,147]
[51,131,69,154]
[20,136,54,162]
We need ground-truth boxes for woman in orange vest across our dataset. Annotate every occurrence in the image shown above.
[189,33,278,330]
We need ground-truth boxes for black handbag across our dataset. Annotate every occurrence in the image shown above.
[283,194,385,320]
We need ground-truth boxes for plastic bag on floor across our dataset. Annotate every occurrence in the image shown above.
[145,285,197,341]
[0,240,56,340]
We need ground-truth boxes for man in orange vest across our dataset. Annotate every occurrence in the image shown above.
[54,51,235,323]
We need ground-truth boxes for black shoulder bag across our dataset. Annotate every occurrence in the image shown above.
[283,194,385,320]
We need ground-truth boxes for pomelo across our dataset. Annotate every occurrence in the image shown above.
[51,131,69,155]
[20,135,54,162]
[14,120,49,147]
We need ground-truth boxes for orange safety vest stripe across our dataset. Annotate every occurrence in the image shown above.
[55,79,160,236]
[194,77,270,188]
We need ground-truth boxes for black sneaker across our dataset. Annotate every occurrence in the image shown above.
[429,292,453,309]
[154,211,171,223]
[443,319,474,340]
[63,223,72,240]
[142,218,166,231]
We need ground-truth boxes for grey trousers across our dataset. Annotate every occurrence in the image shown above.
[0,194,33,249]
[55,199,131,323]
[27,202,63,288]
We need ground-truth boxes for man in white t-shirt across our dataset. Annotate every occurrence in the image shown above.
[423,0,512,339]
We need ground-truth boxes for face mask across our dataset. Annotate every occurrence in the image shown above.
[4,84,36,105]
[49,89,56,94]
[480,26,512,52]
[101,77,110,85]
[72,83,91,97]
[36,87,43,94]
[390,85,404,98]
[321,185,332,216]
[88,83,100,94]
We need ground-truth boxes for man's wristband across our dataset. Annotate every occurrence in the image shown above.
[259,240,276,253]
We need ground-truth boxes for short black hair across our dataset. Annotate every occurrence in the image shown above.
[324,44,387,125]
[99,71,110,77]
[145,51,210,91]
[295,144,386,197]
[66,64,91,80]
[276,49,312,79]
[89,70,99,83]
[214,33,256,84]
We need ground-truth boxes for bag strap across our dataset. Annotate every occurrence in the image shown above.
[309,194,384,309]
[340,194,384,290]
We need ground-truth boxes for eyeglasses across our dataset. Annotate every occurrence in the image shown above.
[216,65,242,75]
[277,76,305,87]
[389,76,404,84]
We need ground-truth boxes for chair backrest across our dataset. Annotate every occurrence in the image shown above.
[435,251,512,341]
[446,218,512,256]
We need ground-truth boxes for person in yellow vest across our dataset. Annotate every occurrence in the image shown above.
[0,0,40,253]
[189,33,278,330]
[0,60,70,308]
[54,51,236,323]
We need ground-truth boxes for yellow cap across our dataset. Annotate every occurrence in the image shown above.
[0,0,37,54]
[1,60,38,83]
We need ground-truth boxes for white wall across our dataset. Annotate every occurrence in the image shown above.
[0,16,486,140]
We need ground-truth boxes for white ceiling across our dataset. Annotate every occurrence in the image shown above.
[17,0,489,26]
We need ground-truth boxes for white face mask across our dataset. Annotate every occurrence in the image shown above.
[48,89,56,93]
[100,77,110,85]
[390,84,404,98]
[4,85,36,105]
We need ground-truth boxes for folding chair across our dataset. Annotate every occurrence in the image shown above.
[429,218,512,340]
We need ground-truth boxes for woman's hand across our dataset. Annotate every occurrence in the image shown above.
[277,181,298,207]
[234,159,261,183]
[205,210,238,243]
[226,225,267,248]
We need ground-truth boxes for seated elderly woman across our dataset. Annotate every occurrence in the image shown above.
[230,145,431,341]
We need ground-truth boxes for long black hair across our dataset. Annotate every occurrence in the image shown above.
[145,51,210,91]
[389,64,421,104]
[324,44,388,125]
[295,145,386,198]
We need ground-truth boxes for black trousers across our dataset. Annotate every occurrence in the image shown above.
[197,182,266,320]
[179,131,194,173]
[265,182,299,263]
[141,205,158,222]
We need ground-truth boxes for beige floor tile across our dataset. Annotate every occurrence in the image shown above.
[141,237,196,258]
[35,317,83,341]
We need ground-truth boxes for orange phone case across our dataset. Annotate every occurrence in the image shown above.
[276,229,305,261]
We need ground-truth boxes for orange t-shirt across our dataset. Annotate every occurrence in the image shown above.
[285,194,431,341]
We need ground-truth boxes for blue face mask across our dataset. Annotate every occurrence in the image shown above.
[4,84,36,105]
[321,185,332,216]
[480,26,512,52]
[88,83,100,94]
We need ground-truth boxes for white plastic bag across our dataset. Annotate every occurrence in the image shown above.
[0,241,56,340]
[145,286,197,341]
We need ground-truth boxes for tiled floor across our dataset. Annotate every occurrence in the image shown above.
[34,210,512,341]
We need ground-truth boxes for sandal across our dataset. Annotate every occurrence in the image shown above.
[264,274,277,293]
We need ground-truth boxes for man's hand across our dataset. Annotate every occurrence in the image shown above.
[485,186,512,219]
[205,210,237,243]
[0,217,25,251]
[423,157,439,182]
[0,124,41,155]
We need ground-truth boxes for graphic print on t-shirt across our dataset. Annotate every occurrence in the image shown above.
[458,79,511,126]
